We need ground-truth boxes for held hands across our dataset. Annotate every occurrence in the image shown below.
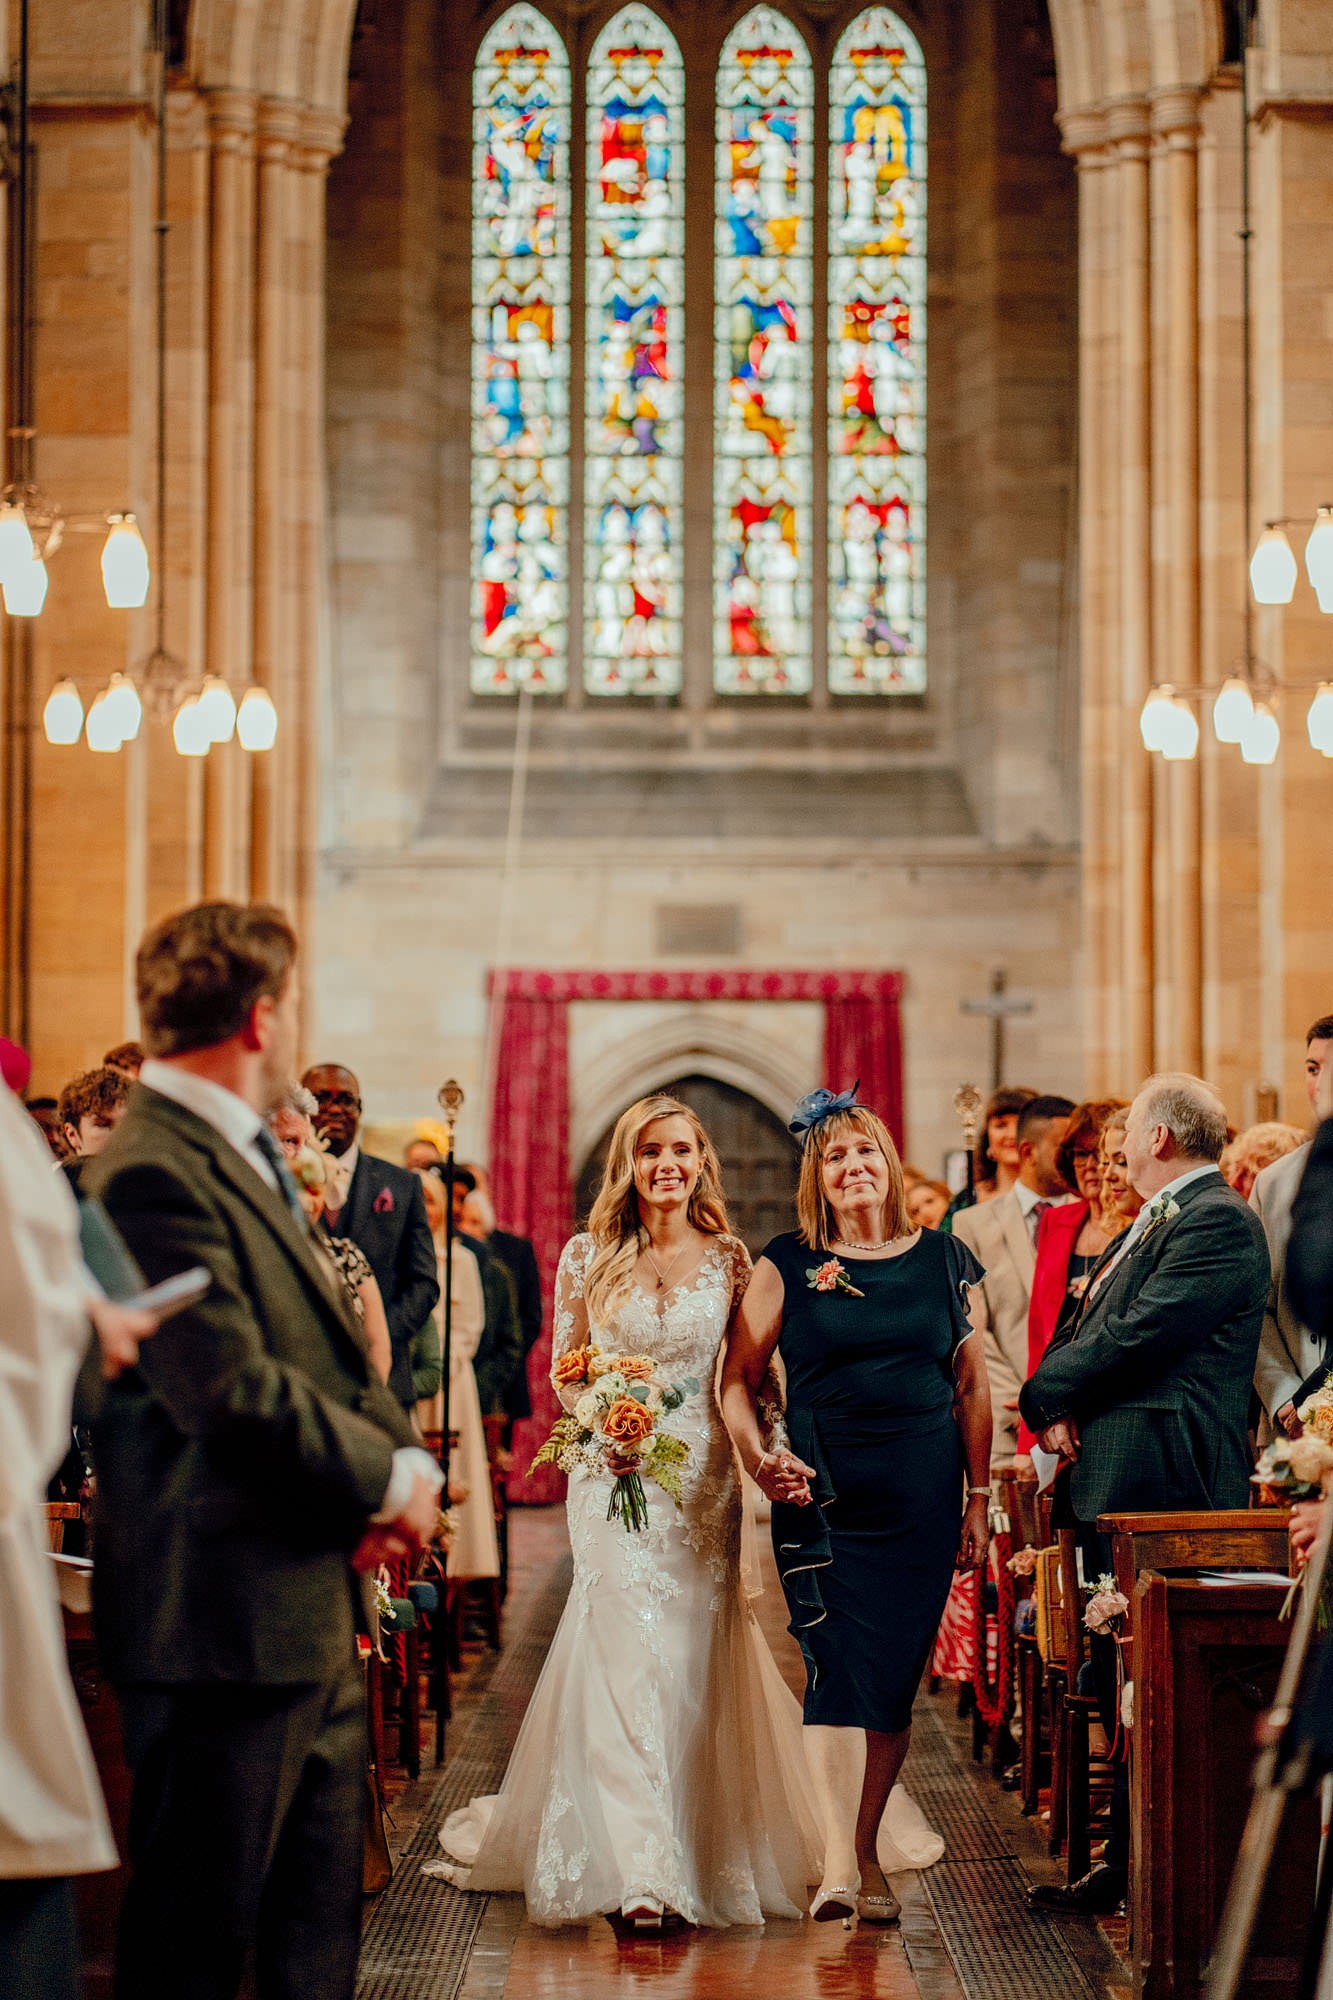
[957,1494,989,1572]
[753,1448,816,1508]
[1290,1498,1325,1568]
[1276,1401,1304,1439]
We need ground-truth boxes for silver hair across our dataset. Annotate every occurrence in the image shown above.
[277,1081,318,1118]
[1134,1073,1228,1162]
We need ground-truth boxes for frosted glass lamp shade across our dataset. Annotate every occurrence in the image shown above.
[1249,526,1298,605]
[1212,676,1254,745]
[102,673,142,743]
[100,515,151,609]
[173,696,211,757]
[1307,683,1333,756]
[42,679,83,745]
[1240,699,1280,765]
[1139,686,1176,753]
[197,675,237,743]
[3,556,49,616]
[1305,508,1333,612]
[0,503,34,585]
[1159,697,1200,761]
[85,690,125,753]
[236,686,278,751]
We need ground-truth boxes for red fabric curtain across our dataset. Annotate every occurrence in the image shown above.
[487,982,570,1503]
[821,976,905,1148]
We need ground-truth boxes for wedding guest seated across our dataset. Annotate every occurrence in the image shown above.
[303,1061,439,1412]
[1015,1098,1127,1465]
[905,1178,951,1230]
[1222,1120,1306,1201]
[940,1085,1038,1230]
[57,1064,133,1194]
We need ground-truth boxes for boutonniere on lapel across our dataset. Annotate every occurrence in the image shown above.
[1137,1192,1181,1247]
[373,1186,395,1216]
[806,1257,864,1299]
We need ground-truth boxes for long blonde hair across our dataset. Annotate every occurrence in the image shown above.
[584,1095,729,1327]
[795,1106,908,1250]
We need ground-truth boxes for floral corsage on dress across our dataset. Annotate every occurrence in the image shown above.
[806,1256,864,1298]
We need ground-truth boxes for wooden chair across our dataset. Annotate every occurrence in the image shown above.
[46,1500,82,1552]
[997,1469,1048,1814]
[1050,1527,1115,1879]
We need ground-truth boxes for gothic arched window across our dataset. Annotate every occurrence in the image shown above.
[828,7,927,694]
[471,5,571,695]
[584,5,685,696]
[714,7,813,695]
[469,3,927,703]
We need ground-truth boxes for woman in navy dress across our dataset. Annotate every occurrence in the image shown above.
[722,1089,993,1928]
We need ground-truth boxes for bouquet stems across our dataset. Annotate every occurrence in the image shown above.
[607,1469,649,1531]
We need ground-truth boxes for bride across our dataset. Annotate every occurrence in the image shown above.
[428,1093,939,1928]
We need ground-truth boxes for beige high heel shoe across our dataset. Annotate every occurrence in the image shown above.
[855,1883,901,1924]
[620,1894,665,1932]
[809,1876,859,1927]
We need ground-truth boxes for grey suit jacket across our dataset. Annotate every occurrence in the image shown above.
[85,1086,415,1685]
[951,1187,1036,1466]
[1250,1143,1319,1434]
[1018,1172,1269,1524]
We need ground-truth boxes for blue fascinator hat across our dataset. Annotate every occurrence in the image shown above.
[788,1082,862,1139]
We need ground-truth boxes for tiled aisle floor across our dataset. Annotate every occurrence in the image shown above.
[360,1509,1126,2000]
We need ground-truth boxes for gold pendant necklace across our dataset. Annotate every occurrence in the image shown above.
[643,1239,688,1290]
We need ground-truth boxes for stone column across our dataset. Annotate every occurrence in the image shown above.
[1061,108,1119,1088]
[1151,88,1203,1073]
[202,89,256,898]
[250,101,301,902]
[1108,100,1155,1086]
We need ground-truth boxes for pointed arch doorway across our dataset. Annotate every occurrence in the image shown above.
[574,1075,799,1258]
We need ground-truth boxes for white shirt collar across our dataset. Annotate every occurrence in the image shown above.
[1127,1161,1221,1236]
[140,1059,265,1160]
[1014,1180,1071,1217]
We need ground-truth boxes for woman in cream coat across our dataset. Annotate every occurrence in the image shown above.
[0,1084,147,1997]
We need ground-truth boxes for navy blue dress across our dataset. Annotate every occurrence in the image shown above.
[765,1229,984,1732]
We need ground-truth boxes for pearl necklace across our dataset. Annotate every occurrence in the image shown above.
[832,1234,895,1253]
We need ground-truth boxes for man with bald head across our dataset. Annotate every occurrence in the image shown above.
[303,1063,439,1411]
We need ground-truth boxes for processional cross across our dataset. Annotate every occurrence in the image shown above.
[959,968,1033,1093]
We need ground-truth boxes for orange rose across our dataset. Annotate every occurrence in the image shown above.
[554,1346,591,1387]
[602,1397,654,1448]
[615,1354,655,1383]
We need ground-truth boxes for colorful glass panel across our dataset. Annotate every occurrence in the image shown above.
[828,9,926,694]
[714,8,812,695]
[584,6,684,695]
[472,7,570,694]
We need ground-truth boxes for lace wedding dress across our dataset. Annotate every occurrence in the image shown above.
[428,1230,942,1926]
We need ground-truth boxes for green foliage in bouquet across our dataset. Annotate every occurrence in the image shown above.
[642,1432,690,1506]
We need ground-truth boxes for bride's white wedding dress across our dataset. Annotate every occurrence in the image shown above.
[428,1230,942,1926]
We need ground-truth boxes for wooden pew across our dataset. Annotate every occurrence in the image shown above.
[1131,1570,1320,2000]
[1098,1509,1293,1607]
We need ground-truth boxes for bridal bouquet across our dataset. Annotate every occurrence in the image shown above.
[532,1346,698,1531]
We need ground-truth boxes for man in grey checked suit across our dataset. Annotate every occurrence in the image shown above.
[1019,1072,1270,1915]
[1251,1012,1332,1440]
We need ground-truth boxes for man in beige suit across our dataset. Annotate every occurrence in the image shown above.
[1251,1012,1332,1439]
[951,1095,1074,1468]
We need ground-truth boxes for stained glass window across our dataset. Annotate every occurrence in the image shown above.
[828,9,927,694]
[471,7,570,694]
[714,9,812,695]
[584,6,684,696]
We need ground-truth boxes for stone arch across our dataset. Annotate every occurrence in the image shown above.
[1048,0,1221,116]
[569,1007,812,1170]
[186,0,359,115]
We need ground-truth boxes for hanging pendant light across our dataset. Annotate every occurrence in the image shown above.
[1159,697,1200,761]
[236,686,278,751]
[1139,685,1176,752]
[3,555,48,616]
[1239,699,1280,765]
[100,513,151,609]
[1249,525,1298,605]
[85,688,125,753]
[173,695,211,757]
[0,502,34,586]
[1212,676,1254,744]
[42,678,83,744]
[196,674,237,743]
[102,671,143,743]
[1304,507,1333,612]
[1307,682,1333,756]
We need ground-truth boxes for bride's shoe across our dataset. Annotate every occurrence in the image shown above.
[620,1894,665,1932]
[856,1885,901,1924]
[809,1878,859,1928]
